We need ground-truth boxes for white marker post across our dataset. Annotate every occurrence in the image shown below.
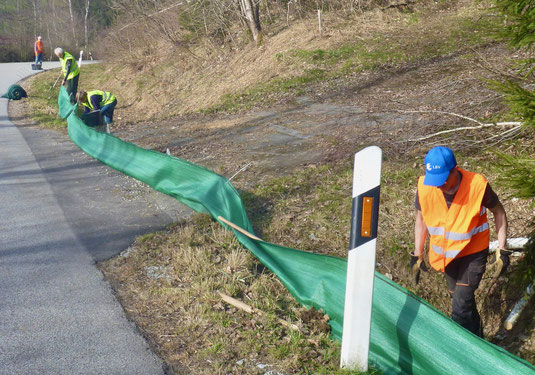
[340,146,382,371]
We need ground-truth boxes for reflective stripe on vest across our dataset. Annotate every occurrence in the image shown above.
[60,52,79,80]
[444,222,489,241]
[427,226,444,236]
[431,245,461,259]
[417,168,489,272]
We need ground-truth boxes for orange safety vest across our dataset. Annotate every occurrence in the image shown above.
[417,168,489,272]
[35,40,44,55]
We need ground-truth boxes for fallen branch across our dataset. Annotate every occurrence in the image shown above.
[228,162,252,182]
[395,109,522,142]
[408,123,521,142]
[504,282,534,330]
[218,292,301,332]
[489,237,529,256]
[397,110,522,142]
[499,237,531,250]
[398,109,487,125]
[478,125,523,144]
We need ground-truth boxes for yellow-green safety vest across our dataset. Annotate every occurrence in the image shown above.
[83,90,116,110]
[60,52,80,80]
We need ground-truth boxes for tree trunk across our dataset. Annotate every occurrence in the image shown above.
[66,0,78,48]
[50,0,59,53]
[239,0,261,43]
[84,0,90,50]
[31,0,38,38]
[46,17,52,60]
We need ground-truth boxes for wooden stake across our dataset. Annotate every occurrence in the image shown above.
[217,216,262,241]
[218,292,300,331]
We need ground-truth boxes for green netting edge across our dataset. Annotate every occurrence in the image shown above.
[58,86,535,375]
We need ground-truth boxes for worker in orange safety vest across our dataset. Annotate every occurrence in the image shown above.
[34,36,44,66]
[412,146,509,337]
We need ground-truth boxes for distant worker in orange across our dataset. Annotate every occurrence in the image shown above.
[412,146,509,338]
[34,36,44,67]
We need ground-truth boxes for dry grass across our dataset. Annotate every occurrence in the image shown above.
[17,69,68,130]
[72,0,496,124]
[100,216,362,375]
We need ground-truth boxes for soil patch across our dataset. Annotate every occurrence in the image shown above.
[111,43,511,188]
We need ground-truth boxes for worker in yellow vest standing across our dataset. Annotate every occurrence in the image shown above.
[412,146,509,337]
[55,47,80,104]
[77,90,117,133]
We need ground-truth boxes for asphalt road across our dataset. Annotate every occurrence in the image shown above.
[0,61,189,374]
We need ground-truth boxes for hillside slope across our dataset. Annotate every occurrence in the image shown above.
[14,0,535,373]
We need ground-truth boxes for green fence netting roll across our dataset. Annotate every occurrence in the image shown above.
[58,86,535,374]
[2,84,27,100]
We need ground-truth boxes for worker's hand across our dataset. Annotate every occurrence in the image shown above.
[490,248,512,277]
[62,80,66,86]
[410,252,428,285]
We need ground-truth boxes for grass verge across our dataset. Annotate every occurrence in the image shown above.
[22,69,67,130]
[100,214,379,374]
[21,64,108,131]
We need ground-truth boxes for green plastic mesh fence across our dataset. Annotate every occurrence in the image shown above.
[59,86,535,374]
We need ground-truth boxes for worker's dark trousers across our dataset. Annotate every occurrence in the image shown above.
[100,99,117,125]
[66,74,79,104]
[445,249,488,337]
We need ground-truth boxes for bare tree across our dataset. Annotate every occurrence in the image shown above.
[66,0,78,48]
[239,0,261,43]
[84,0,91,50]
[31,0,38,38]
[45,0,57,59]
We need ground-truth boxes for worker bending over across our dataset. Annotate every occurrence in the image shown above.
[412,146,509,337]
[77,90,117,134]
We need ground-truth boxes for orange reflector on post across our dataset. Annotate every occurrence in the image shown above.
[361,197,373,237]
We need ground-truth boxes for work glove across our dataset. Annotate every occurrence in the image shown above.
[490,248,512,277]
[410,252,428,285]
